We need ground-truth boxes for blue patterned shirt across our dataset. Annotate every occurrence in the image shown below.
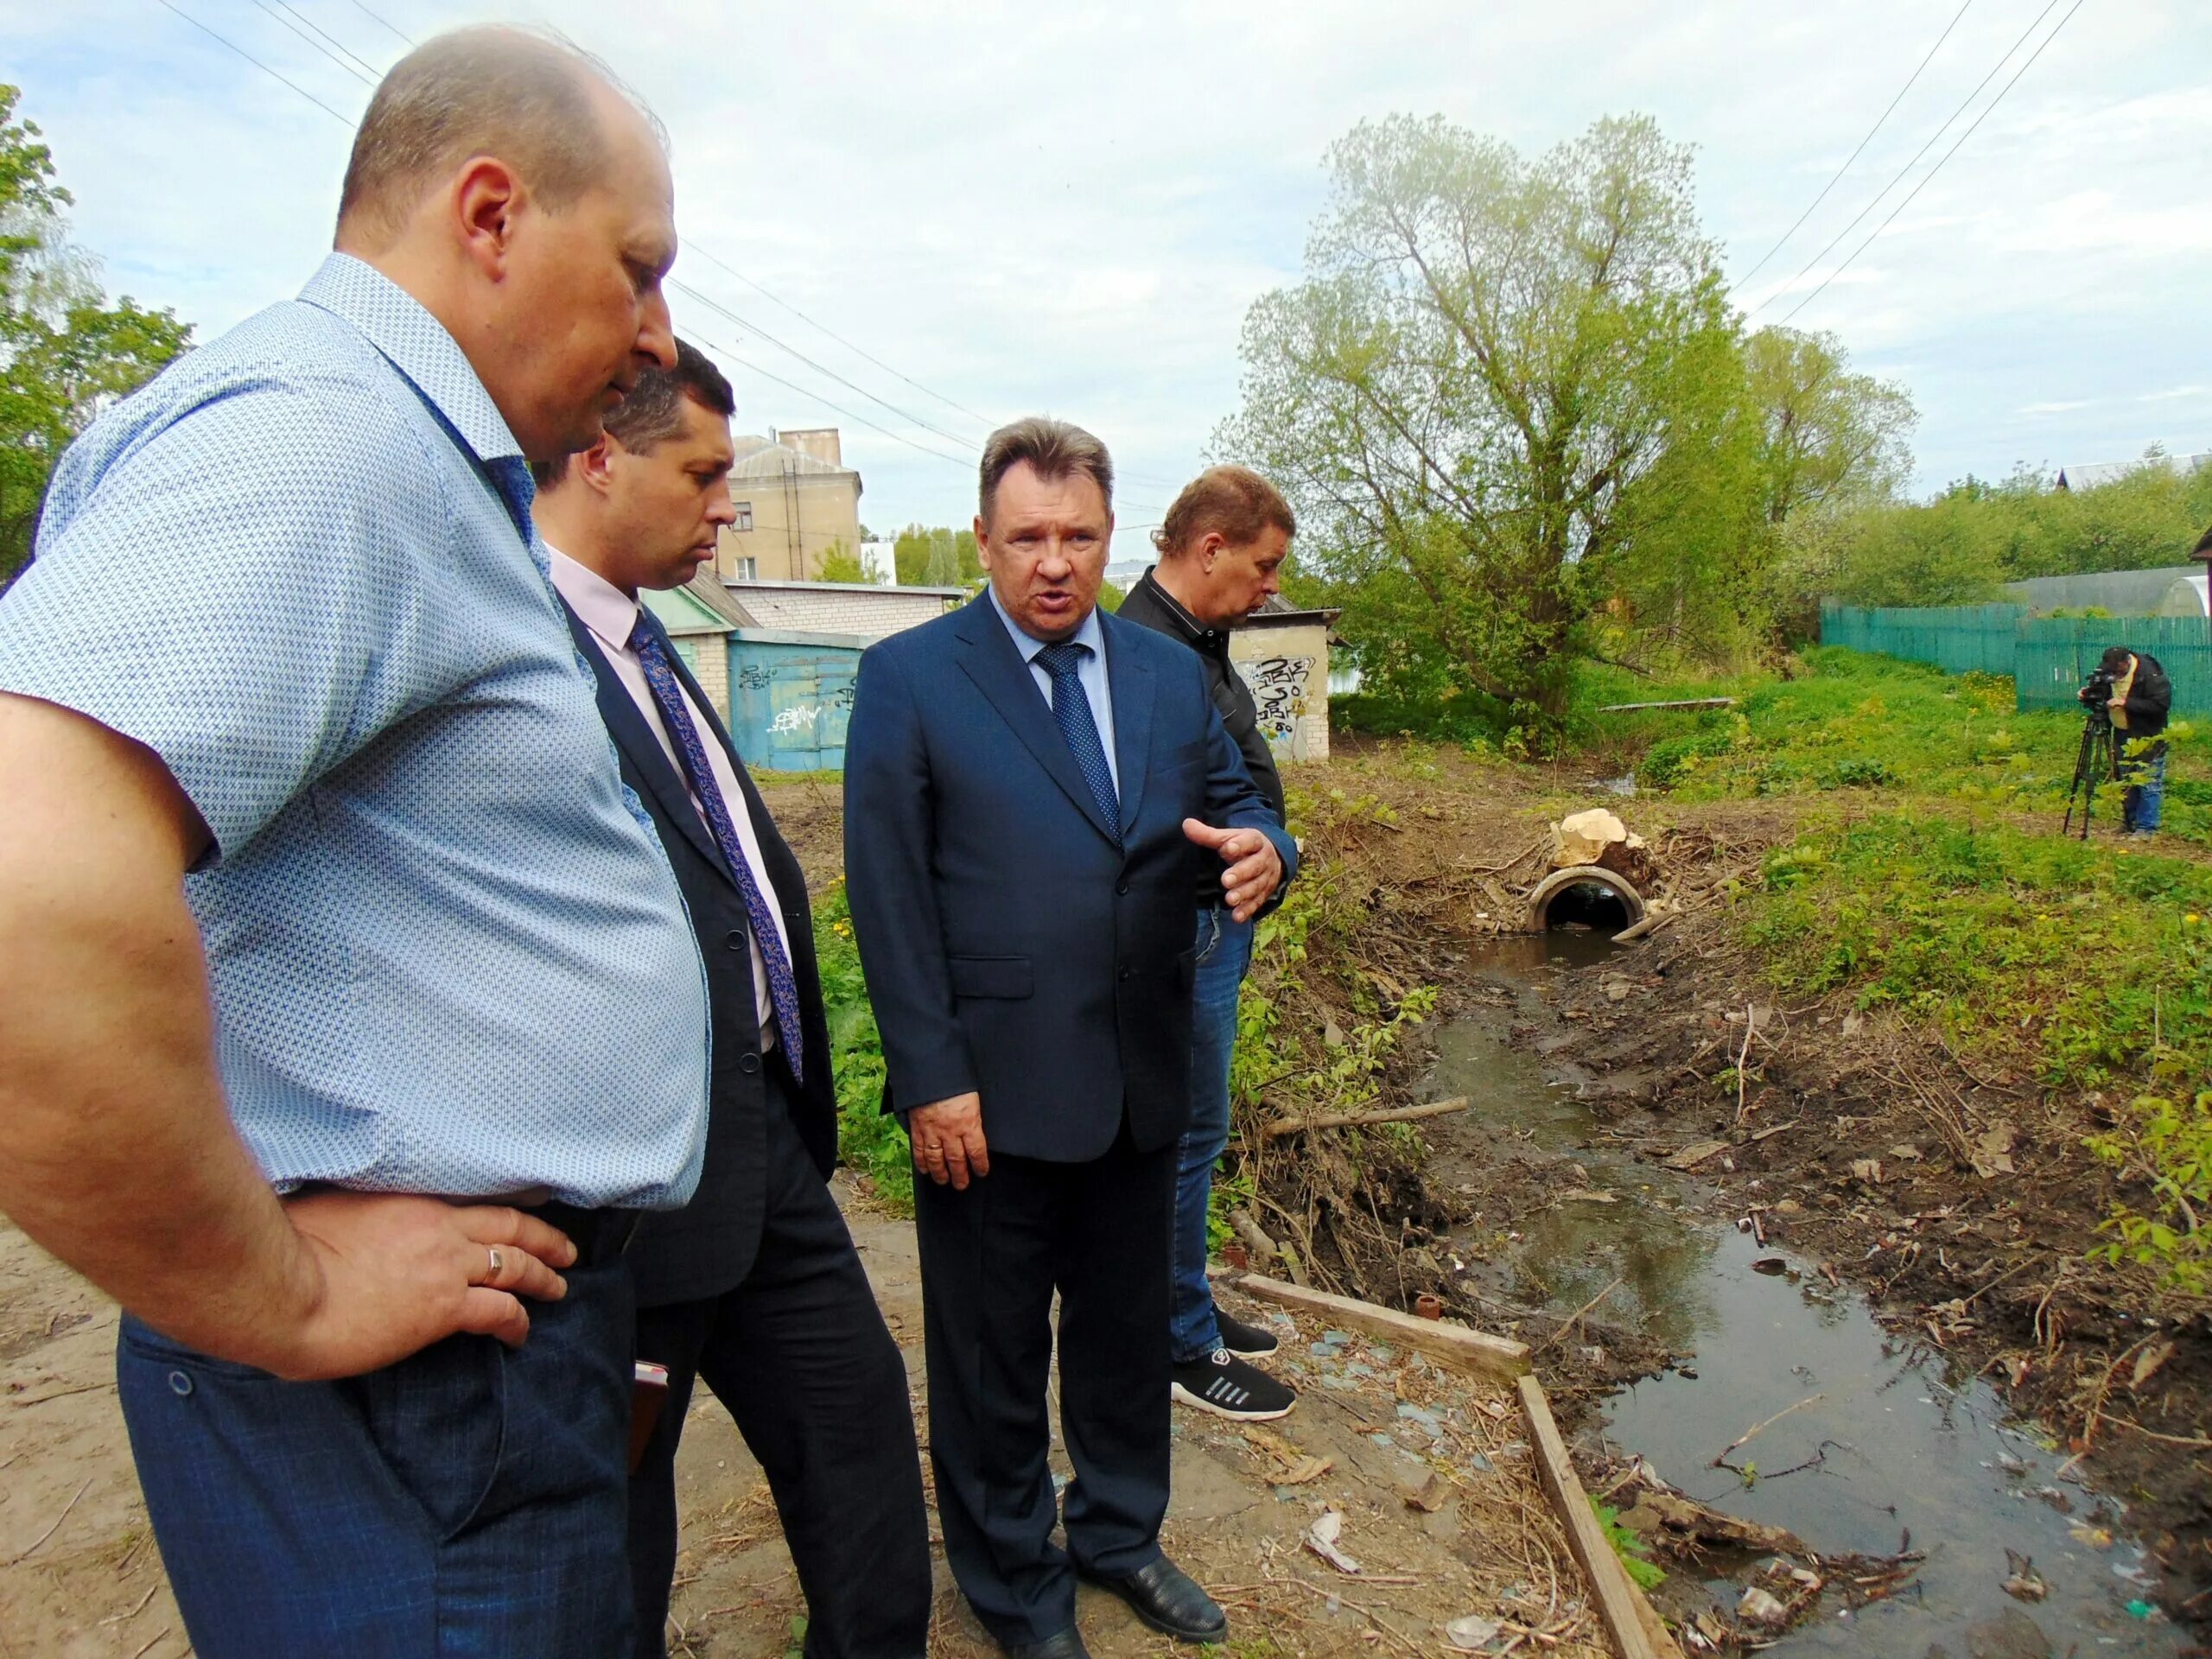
[0,254,711,1209]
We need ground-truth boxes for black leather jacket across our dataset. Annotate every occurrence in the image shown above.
[1116,569,1287,906]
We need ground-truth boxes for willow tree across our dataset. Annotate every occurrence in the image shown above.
[1220,113,1747,721]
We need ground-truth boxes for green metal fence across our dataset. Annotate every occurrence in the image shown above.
[1820,602,2212,717]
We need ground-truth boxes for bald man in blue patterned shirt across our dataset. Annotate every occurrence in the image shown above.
[0,29,712,1659]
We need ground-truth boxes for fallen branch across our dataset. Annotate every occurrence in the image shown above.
[1713,1394,1824,1468]
[1263,1097,1470,1141]
[1596,698,1736,713]
[1535,1274,1624,1355]
[1611,912,1675,945]
[1229,1207,1311,1289]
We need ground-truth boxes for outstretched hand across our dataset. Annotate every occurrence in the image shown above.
[1183,818,1285,922]
[254,1192,577,1381]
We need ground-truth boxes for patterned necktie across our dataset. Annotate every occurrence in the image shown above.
[1033,639,1122,846]
[628,616,805,1080]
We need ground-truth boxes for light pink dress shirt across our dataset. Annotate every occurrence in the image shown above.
[549,548,791,1047]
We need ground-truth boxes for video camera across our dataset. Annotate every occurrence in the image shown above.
[2077,664,2116,717]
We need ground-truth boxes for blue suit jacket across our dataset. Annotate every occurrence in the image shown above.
[843,594,1297,1162]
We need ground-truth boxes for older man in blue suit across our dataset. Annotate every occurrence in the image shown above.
[844,418,1294,1659]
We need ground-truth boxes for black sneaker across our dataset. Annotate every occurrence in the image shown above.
[1215,1309,1280,1358]
[1172,1350,1295,1421]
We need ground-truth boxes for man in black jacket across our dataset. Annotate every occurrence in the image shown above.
[534,343,930,1659]
[2084,645,2172,836]
[1116,466,1298,1422]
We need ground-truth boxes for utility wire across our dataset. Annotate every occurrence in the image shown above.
[671,277,991,453]
[149,0,354,125]
[1779,0,2086,324]
[144,0,1185,499]
[337,0,1010,442]
[1745,0,2064,321]
[680,328,982,473]
[1729,0,1974,295]
[347,0,415,46]
[245,0,375,86]
[683,244,996,434]
[270,0,383,79]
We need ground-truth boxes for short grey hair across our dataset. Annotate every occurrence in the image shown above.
[337,26,664,245]
[979,417,1115,525]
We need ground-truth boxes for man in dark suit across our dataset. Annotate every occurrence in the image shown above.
[843,418,1296,1659]
[533,341,930,1659]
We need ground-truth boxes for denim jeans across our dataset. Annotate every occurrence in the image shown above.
[117,1259,636,1658]
[2120,742,2168,835]
[1170,905,1255,1364]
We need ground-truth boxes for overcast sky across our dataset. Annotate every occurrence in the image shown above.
[5,0,2207,536]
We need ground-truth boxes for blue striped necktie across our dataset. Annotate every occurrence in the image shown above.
[628,617,805,1080]
[1034,639,1121,846]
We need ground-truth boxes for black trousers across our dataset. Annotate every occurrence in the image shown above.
[629,1103,931,1659]
[911,1122,1175,1645]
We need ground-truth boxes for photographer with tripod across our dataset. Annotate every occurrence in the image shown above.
[2070,645,2171,837]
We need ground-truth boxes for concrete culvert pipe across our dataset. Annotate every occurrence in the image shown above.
[1524,865,1646,934]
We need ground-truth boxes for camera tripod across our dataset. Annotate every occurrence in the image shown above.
[2063,701,2117,839]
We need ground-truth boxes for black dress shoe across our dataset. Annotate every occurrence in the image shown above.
[1079,1555,1227,1643]
[1002,1628,1092,1659]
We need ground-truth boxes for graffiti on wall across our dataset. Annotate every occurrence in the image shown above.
[1240,656,1315,751]
[765,679,856,739]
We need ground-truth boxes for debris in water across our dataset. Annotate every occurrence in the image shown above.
[1665,1140,1730,1171]
[1737,1586,1789,1627]
[2001,1549,2049,1602]
[1751,1255,1789,1275]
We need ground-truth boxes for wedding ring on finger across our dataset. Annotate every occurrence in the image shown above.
[485,1245,503,1283]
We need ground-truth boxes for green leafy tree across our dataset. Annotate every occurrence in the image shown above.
[815,537,868,583]
[1218,113,1750,722]
[892,523,981,588]
[2,86,192,587]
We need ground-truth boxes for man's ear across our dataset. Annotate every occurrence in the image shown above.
[1197,530,1226,572]
[576,436,620,498]
[450,156,524,281]
[972,513,992,570]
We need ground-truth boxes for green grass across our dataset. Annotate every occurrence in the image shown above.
[1582,647,2202,845]
[813,880,912,1211]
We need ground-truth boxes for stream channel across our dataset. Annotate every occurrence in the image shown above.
[1414,933,2186,1656]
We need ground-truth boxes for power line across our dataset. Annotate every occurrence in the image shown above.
[683,244,996,434]
[1779,0,2086,324]
[138,0,1185,499]
[149,0,354,125]
[346,0,415,47]
[245,0,376,87]
[1729,0,1974,295]
[1745,0,2065,321]
[269,0,385,82]
[680,327,982,473]
[270,0,384,79]
[671,277,991,453]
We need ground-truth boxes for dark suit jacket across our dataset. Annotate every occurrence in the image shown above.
[842,594,1298,1164]
[562,601,836,1307]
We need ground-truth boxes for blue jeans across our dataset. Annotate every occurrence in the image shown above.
[118,1259,636,1658]
[2120,742,2167,835]
[1171,905,1254,1364]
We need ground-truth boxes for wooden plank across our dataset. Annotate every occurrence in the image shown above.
[1516,1373,1662,1659]
[1229,1273,1529,1381]
[1261,1096,1471,1140]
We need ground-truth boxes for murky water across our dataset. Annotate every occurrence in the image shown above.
[1420,987,2186,1656]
